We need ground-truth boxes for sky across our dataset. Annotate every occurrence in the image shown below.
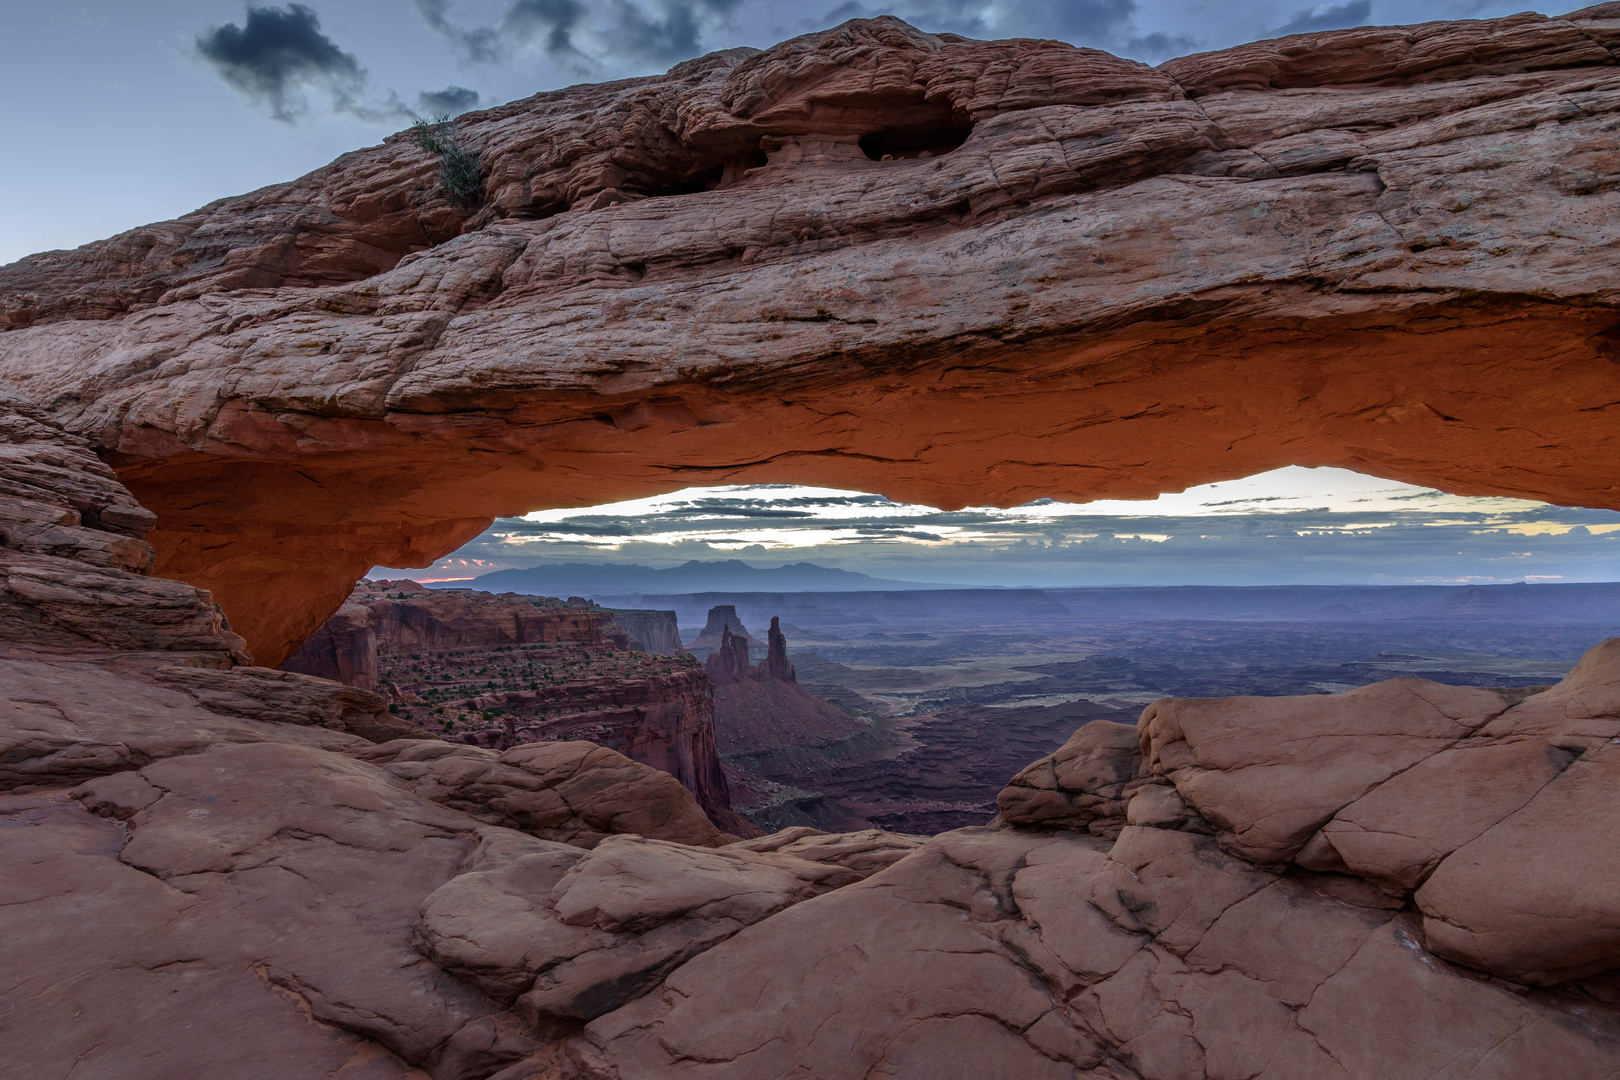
[0,0,1581,265]
[374,468,1620,587]
[8,2,1615,589]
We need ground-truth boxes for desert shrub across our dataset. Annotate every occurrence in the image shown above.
[411,115,483,205]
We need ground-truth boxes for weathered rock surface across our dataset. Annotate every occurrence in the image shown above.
[0,400,417,755]
[11,13,1620,664]
[0,411,812,1075]
[996,719,1149,837]
[356,739,736,850]
[6,13,1620,1078]
[570,643,1620,1078]
[415,832,860,1035]
[1139,678,1516,865]
[0,399,248,668]
[0,656,375,793]
[997,635,1620,994]
[726,824,924,875]
[571,825,1620,1079]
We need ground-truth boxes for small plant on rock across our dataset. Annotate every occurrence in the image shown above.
[411,114,483,205]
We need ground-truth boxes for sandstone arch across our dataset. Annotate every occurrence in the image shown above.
[5,11,1620,665]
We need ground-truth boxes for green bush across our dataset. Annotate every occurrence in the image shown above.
[411,115,483,205]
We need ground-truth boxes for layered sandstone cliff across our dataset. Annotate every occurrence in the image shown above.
[8,11,1620,664]
[283,579,625,690]
[602,608,684,654]
[285,579,744,832]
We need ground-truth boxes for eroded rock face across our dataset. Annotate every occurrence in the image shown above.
[7,14,1620,1078]
[415,832,861,1035]
[7,13,1620,664]
[356,739,737,850]
[0,400,418,752]
[0,399,248,668]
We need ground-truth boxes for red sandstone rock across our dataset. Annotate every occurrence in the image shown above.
[1139,679,1514,865]
[356,738,734,850]
[726,825,924,876]
[995,718,1147,836]
[416,832,857,1034]
[687,605,763,659]
[0,400,248,668]
[603,608,683,654]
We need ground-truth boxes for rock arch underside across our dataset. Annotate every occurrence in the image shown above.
[5,10,1620,1080]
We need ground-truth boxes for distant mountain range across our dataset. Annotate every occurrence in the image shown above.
[442,560,951,595]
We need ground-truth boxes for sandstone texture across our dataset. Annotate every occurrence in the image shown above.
[1,410,835,1075]
[10,12,1620,663]
[354,738,736,850]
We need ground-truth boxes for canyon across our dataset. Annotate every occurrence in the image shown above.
[283,579,745,834]
[4,8,1620,1079]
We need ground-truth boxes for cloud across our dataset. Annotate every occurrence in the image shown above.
[502,0,588,57]
[194,3,366,122]
[386,474,1620,588]
[605,0,706,64]
[592,0,748,66]
[801,0,1194,61]
[415,0,504,62]
[416,0,736,70]
[417,84,481,115]
[1271,0,1374,36]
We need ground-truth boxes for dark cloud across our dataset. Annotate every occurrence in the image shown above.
[417,84,480,115]
[1037,0,1138,41]
[415,0,503,62]
[1122,29,1199,60]
[502,0,588,57]
[404,490,1620,588]
[600,0,722,65]
[195,4,365,122]
[1271,0,1373,36]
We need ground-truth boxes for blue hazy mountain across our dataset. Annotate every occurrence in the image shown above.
[453,560,951,594]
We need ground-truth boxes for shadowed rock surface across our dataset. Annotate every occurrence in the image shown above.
[7,12,1620,664]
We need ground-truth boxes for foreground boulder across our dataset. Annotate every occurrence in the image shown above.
[562,641,1620,1079]
[416,832,862,1034]
[356,739,738,849]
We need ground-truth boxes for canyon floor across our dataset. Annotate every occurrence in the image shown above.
[573,583,1620,833]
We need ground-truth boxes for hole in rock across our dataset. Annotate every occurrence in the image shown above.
[859,118,972,161]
